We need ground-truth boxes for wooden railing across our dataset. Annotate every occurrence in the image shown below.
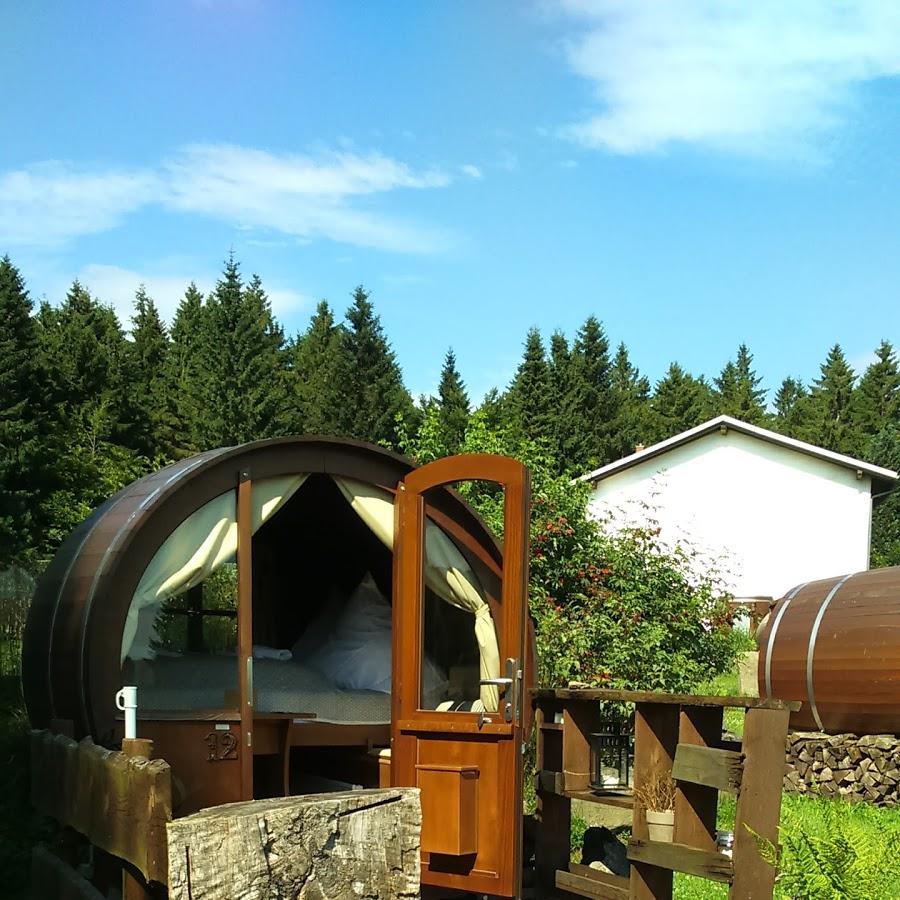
[532,688,800,900]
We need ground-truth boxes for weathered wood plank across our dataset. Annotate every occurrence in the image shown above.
[630,703,678,900]
[557,865,630,899]
[531,689,799,711]
[673,707,722,852]
[673,743,743,795]
[166,787,421,900]
[731,707,789,899]
[627,840,733,883]
[30,730,172,885]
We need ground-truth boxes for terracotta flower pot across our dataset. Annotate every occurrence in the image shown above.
[646,809,674,843]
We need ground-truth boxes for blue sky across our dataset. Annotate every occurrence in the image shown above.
[2,1,899,403]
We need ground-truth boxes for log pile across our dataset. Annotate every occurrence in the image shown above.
[784,732,900,807]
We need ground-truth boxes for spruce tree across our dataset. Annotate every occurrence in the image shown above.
[35,281,146,548]
[559,316,617,472]
[852,341,900,448]
[168,282,208,455]
[650,363,713,441]
[130,286,176,460]
[0,256,47,565]
[508,328,554,446]
[608,342,652,459]
[289,300,345,436]
[548,331,573,469]
[713,343,766,424]
[334,286,414,448]
[199,258,288,447]
[868,426,900,567]
[437,348,470,454]
[772,376,808,438]
[806,344,856,453]
[39,280,135,449]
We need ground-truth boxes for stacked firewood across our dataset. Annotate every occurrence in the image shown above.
[783,732,900,807]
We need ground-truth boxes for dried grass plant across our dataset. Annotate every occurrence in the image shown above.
[634,771,676,812]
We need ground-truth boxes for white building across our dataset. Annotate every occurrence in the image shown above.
[580,415,898,601]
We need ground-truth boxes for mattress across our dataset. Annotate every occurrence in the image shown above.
[133,655,392,724]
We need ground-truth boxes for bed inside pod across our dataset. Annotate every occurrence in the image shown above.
[120,471,499,797]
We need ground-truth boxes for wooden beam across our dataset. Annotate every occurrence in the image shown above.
[731,706,789,899]
[562,697,603,792]
[236,472,253,801]
[534,704,572,897]
[673,707,723,853]
[531,689,799,711]
[557,866,629,899]
[627,840,733,883]
[30,730,171,885]
[673,743,743,795]
[166,788,420,899]
[630,703,679,900]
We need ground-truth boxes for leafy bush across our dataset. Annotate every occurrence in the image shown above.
[399,409,745,692]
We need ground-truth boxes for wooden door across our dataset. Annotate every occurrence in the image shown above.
[392,454,530,898]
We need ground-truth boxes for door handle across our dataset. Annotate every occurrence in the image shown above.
[479,677,513,688]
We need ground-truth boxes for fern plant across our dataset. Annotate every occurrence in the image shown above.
[749,800,900,899]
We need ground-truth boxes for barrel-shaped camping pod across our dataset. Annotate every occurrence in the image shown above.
[758,566,900,735]
[23,437,536,894]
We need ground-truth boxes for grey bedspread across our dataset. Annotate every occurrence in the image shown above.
[133,655,392,724]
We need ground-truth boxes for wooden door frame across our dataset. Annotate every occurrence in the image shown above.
[237,470,254,800]
[392,453,531,897]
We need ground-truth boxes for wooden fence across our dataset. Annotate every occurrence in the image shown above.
[533,688,800,900]
[30,730,172,885]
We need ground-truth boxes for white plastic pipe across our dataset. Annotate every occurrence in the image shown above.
[116,685,138,740]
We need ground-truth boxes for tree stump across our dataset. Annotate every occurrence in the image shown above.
[166,788,421,899]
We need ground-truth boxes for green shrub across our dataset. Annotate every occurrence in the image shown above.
[400,409,745,693]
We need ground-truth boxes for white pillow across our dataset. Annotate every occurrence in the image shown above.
[307,573,449,705]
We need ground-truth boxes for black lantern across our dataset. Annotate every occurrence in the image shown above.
[589,722,632,791]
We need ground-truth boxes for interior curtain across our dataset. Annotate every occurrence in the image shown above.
[121,474,308,663]
[333,476,501,711]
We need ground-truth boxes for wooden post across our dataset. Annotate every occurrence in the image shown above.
[631,703,679,900]
[534,703,571,895]
[731,706,789,899]
[120,739,155,900]
[673,706,722,852]
[562,698,602,792]
[237,472,254,801]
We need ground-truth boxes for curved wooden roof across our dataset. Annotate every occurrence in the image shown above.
[23,437,515,742]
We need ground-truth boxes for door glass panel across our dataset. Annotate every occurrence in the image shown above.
[419,485,502,713]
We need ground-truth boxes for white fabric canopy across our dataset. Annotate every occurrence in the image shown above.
[333,476,501,711]
[122,475,308,662]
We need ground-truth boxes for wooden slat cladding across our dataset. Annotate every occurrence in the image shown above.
[759,565,900,733]
[31,730,172,885]
[672,743,743,795]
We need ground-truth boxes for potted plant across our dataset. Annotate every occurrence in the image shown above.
[635,772,676,842]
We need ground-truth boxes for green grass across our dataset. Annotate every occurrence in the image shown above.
[672,793,900,898]
[698,669,745,738]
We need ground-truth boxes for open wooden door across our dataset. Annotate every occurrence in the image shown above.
[392,453,530,898]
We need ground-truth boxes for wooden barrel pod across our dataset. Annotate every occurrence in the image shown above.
[22,436,535,744]
[757,566,900,734]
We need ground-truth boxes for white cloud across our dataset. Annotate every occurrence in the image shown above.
[461,164,483,179]
[0,144,456,253]
[555,0,900,157]
[0,162,157,247]
[76,263,309,329]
